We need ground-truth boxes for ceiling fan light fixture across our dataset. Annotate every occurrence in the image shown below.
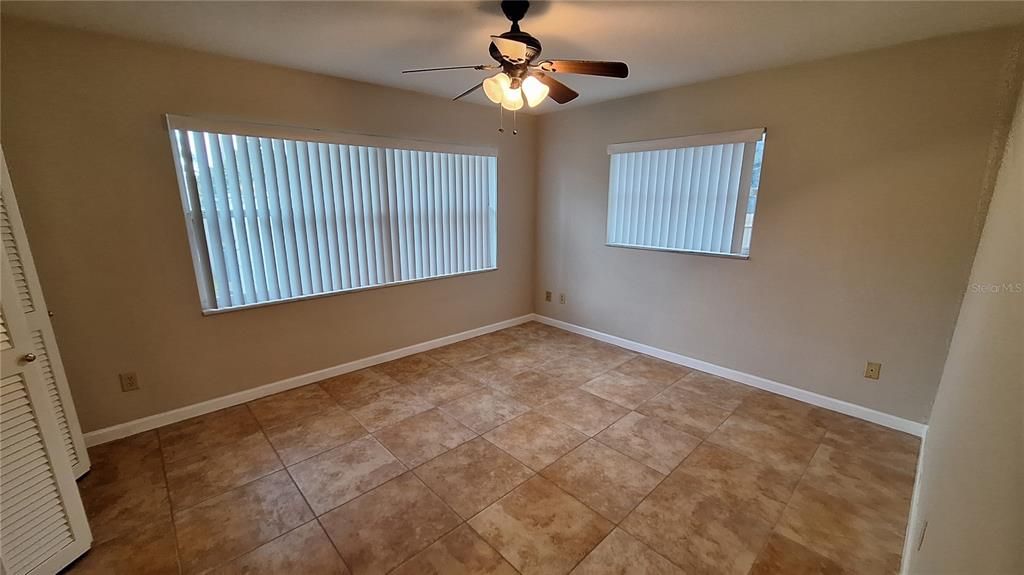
[483,72,511,104]
[521,75,549,107]
[500,86,524,110]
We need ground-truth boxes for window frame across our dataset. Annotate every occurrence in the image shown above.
[165,114,500,315]
[605,128,766,260]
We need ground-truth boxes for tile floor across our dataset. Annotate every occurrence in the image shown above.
[64,322,921,575]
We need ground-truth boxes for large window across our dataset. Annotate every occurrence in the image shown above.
[606,128,765,257]
[167,116,498,313]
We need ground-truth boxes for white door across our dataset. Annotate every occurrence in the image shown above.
[1,247,92,573]
[0,150,89,478]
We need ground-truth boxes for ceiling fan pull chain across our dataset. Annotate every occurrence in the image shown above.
[513,109,518,135]
[498,105,504,134]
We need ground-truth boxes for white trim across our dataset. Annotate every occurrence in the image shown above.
[530,314,928,437]
[165,114,498,157]
[201,268,498,316]
[605,243,750,260]
[83,314,533,447]
[608,128,765,155]
[900,427,930,574]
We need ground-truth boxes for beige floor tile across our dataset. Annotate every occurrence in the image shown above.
[707,413,819,478]
[570,528,683,575]
[541,440,664,523]
[440,388,531,433]
[635,385,731,438]
[426,339,491,365]
[80,431,165,490]
[536,355,613,386]
[668,443,796,523]
[158,405,262,463]
[799,446,914,528]
[392,524,517,575]
[581,370,671,409]
[672,371,753,411]
[377,353,444,384]
[489,345,550,372]
[65,521,178,575]
[733,391,831,440]
[345,386,434,432]
[459,354,529,386]
[404,366,486,404]
[320,473,462,575]
[263,406,367,466]
[535,389,629,436]
[820,414,920,475]
[620,444,798,574]
[621,475,775,574]
[374,408,477,467]
[595,411,701,474]
[487,370,579,407]
[775,482,905,575]
[320,368,400,407]
[248,384,338,429]
[614,355,691,387]
[470,331,520,354]
[572,341,636,369]
[415,437,533,519]
[747,532,846,575]
[78,432,172,545]
[166,432,282,510]
[469,476,613,575]
[210,520,350,575]
[288,435,405,515]
[484,412,588,471]
[174,470,313,574]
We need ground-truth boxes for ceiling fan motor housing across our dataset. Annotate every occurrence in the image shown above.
[490,34,541,69]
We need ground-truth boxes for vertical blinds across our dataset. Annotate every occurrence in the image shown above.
[606,129,764,256]
[168,118,498,312]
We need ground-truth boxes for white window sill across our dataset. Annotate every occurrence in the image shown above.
[605,243,750,260]
[200,266,499,316]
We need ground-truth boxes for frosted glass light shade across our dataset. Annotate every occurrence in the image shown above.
[521,76,549,107]
[483,73,510,104]
[501,87,523,111]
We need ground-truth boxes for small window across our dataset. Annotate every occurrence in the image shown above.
[606,128,766,257]
[167,116,498,313]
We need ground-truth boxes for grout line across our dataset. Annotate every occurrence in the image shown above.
[154,431,185,575]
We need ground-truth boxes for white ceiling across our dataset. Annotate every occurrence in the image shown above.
[4,1,1023,113]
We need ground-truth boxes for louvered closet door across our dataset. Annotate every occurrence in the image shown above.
[1,247,92,575]
[0,150,89,478]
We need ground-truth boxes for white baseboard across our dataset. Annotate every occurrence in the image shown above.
[530,314,928,437]
[899,427,929,573]
[86,311,927,446]
[83,314,534,447]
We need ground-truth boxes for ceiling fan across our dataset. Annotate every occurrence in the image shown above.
[403,0,628,128]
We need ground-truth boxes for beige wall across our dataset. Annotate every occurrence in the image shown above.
[904,81,1023,574]
[0,19,537,432]
[534,28,1022,423]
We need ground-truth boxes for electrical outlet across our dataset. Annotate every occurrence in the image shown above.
[559,293,566,304]
[119,372,140,392]
[864,361,881,380]
[545,291,552,302]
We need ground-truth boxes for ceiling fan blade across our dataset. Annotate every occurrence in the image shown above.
[453,82,483,101]
[538,60,629,78]
[535,73,579,104]
[402,65,493,74]
[490,35,530,63]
